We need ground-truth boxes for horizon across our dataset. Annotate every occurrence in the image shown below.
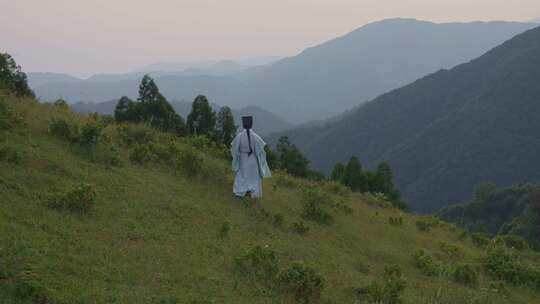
[2,0,539,78]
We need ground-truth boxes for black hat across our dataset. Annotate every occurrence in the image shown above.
[242,116,253,129]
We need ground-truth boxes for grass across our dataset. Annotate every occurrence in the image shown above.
[1,94,539,303]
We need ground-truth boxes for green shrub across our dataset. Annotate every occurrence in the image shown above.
[49,118,79,142]
[439,241,461,260]
[14,269,49,303]
[293,221,310,235]
[358,264,406,304]
[92,144,122,167]
[471,232,490,248]
[274,174,299,189]
[235,246,279,281]
[0,144,23,164]
[495,235,529,251]
[278,262,324,304]
[273,213,284,227]
[484,245,540,288]
[219,222,231,239]
[452,264,479,287]
[184,135,211,150]
[415,217,439,232]
[322,181,350,196]
[79,122,102,147]
[175,146,204,176]
[413,249,441,276]
[302,188,333,225]
[47,183,96,214]
[0,99,24,131]
[389,217,403,226]
[130,144,154,164]
[119,124,154,146]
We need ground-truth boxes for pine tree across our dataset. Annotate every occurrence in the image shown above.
[186,95,217,137]
[343,156,363,191]
[138,74,159,104]
[276,136,310,177]
[330,162,346,183]
[216,106,237,146]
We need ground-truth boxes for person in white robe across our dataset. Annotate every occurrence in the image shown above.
[231,116,271,198]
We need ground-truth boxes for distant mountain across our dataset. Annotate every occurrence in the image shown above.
[272,25,540,213]
[30,19,537,123]
[71,99,292,136]
[27,72,81,88]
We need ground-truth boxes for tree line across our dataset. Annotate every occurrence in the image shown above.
[113,74,237,147]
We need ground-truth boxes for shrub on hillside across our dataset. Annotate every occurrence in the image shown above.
[494,235,529,251]
[471,232,490,248]
[79,122,102,148]
[0,99,24,132]
[129,144,154,164]
[357,264,406,304]
[274,174,300,190]
[175,146,204,177]
[452,263,479,288]
[273,213,284,227]
[235,246,280,282]
[439,241,461,260]
[389,217,404,227]
[47,183,96,214]
[302,188,333,225]
[292,221,310,235]
[118,124,155,146]
[413,249,442,276]
[14,269,49,303]
[219,222,231,239]
[484,245,540,288]
[415,217,439,232]
[0,144,23,164]
[49,118,79,142]
[278,262,324,304]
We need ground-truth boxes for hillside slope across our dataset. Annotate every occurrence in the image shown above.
[274,25,540,213]
[30,19,537,123]
[1,93,540,303]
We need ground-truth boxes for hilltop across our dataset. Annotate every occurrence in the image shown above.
[272,25,540,213]
[1,89,540,303]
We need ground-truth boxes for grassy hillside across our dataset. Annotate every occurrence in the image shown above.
[1,93,540,303]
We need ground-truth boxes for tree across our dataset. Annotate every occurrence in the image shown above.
[113,76,186,135]
[343,156,363,191]
[330,162,346,183]
[138,74,159,104]
[276,136,310,177]
[187,95,217,137]
[0,53,34,97]
[265,146,278,170]
[216,106,237,146]
[114,96,135,122]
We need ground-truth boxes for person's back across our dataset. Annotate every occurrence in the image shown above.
[230,116,271,198]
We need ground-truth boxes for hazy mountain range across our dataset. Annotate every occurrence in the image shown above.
[271,25,540,213]
[71,100,292,136]
[29,18,537,123]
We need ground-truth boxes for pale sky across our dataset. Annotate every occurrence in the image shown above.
[1,0,539,77]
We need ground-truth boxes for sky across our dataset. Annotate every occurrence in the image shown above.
[1,0,539,77]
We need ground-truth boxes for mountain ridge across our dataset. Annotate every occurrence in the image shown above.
[271,25,540,213]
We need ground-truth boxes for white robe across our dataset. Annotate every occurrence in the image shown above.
[231,129,271,198]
